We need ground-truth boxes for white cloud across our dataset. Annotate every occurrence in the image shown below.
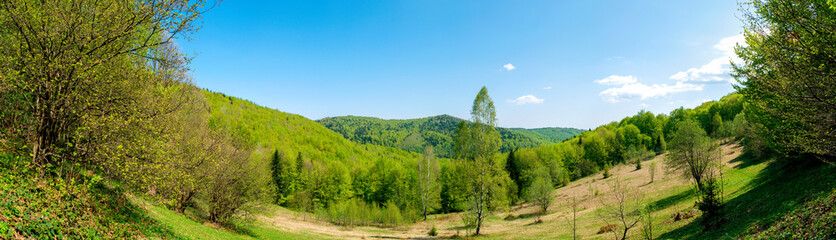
[595,75,638,85]
[606,56,625,61]
[543,86,552,90]
[640,103,649,109]
[669,34,746,83]
[503,63,516,71]
[507,95,544,105]
[599,82,702,103]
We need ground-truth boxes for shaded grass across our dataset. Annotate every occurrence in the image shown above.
[658,155,836,239]
[0,154,175,239]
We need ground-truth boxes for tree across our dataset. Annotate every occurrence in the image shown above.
[665,120,723,225]
[710,112,723,137]
[206,143,260,224]
[505,148,522,198]
[649,162,658,183]
[598,178,644,240]
[524,174,553,214]
[418,145,441,220]
[640,204,655,240]
[0,0,206,169]
[455,86,503,235]
[655,135,666,154]
[733,0,836,160]
[271,150,297,204]
[564,196,581,240]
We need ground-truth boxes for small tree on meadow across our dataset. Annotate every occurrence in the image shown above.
[525,174,554,214]
[649,162,657,183]
[666,120,723,227]
[598,178,644,240]
[564,196,581,240]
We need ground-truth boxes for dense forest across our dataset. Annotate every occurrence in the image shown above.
[0,0,834,239]
[317,115,584,158]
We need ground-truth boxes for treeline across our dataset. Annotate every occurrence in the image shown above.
[503,93,747,193]
[317,115,584,158]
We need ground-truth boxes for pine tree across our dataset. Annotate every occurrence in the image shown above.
[505,149,521,197]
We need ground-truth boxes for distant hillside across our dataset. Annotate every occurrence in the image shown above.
[507,127,587,145]
[316,115,584,158]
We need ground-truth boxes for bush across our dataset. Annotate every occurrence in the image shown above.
[603,164,612,179]
[206,149,260,224]
[598,224,618,234]
[429,225,438,236]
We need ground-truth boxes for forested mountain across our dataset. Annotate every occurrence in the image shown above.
[316,115,584,158]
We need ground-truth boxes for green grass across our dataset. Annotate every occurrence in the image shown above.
[658,154,836,239]
[133,196,326,240]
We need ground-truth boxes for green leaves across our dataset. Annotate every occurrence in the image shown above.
[734,0,836,160]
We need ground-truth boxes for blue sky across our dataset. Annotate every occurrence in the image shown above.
[180,0,745,129]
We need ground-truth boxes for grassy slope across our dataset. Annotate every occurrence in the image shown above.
[316,115,584,158]
[131,195,326,240]
[659,155,836,239]
[470,143,835,240]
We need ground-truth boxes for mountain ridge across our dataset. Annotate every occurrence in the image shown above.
[316,114,585,158]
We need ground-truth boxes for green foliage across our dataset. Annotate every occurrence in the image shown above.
[505,149,522,200]
[418,145,441,220]
[317,115,583,158]
[0,0,205,168]
[317,198,408,227]
[204,91,422,211]
[456,86,505,235]
[270,150,299,204]
[524,174,554,213]
[734,0,836,159]
[603,164,612,179]
[206,147,262,224]
[666,120,724,226]
[0,154,174,239]
[649,162,658,183]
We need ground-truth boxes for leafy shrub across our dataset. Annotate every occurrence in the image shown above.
[603,164,612,179]
[429,224,438,236]
[598,224,617,234]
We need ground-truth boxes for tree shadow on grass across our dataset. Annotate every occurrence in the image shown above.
[729,151,766,169]
[658,155,836,239]
[650,188,695,211]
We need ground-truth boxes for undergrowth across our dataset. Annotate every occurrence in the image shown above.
[0,154,174,239]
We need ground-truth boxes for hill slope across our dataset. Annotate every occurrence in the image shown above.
[203,91,420,165]
[316,115,584,158]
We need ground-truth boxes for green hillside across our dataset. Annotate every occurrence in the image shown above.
[316,115,584,158]
[508,127,587,144]
[203,91,420,165]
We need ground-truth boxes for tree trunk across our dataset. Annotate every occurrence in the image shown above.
[33,101,61,168]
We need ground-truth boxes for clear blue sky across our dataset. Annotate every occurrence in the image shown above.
[179,1,744,129]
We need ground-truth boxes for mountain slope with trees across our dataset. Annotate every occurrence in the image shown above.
[316,115,584,158]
